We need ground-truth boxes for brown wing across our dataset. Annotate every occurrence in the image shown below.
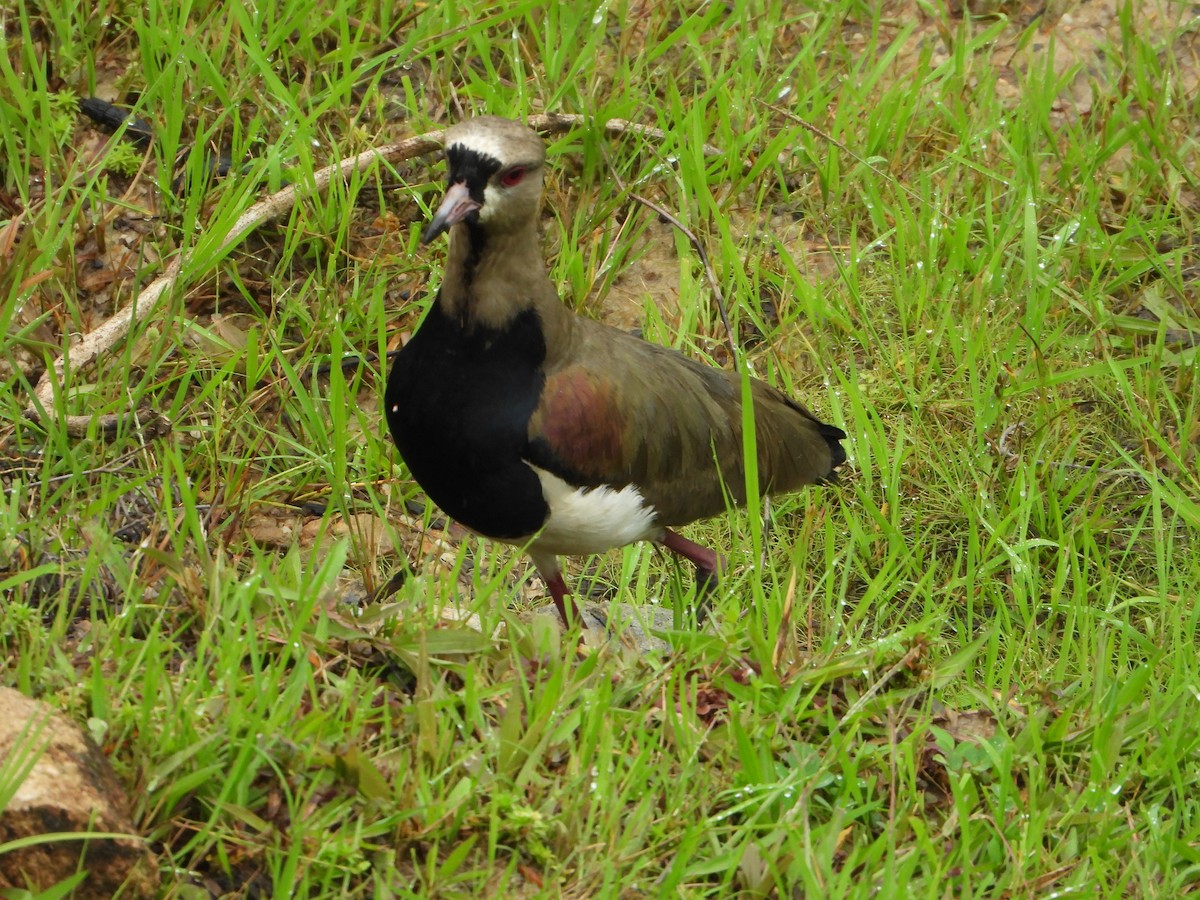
[525,319,843,527]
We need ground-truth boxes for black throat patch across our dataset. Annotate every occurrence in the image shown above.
[445,143,502,279]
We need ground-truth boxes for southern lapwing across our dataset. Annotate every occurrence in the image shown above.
[386,116,846,628]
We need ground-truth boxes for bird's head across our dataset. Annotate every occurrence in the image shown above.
[422,117,547,244]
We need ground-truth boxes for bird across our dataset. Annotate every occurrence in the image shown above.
[385,116,846,629]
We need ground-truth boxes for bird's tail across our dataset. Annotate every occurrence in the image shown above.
[817,422,848,484]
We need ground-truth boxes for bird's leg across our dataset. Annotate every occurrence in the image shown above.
[531,554,586,629]
[544,571,586,629]
[660,529,725,612]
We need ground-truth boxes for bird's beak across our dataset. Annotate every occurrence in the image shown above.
[421,181,481,244]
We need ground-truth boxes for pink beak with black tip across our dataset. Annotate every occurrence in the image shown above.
[421,181,481,244]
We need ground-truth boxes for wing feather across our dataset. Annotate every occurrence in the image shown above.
[525,321,842,526]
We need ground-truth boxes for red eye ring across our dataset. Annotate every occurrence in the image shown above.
[500,166,526,187]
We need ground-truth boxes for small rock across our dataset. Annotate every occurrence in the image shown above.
[0,688,159,898]
[517,601,698,653]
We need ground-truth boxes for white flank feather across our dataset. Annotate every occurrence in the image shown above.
[527,465,660,556]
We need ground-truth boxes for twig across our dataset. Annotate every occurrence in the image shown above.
[27,114,720,436]
[997,420,1148,481]
[607,176,739,364]
[771,564,797,672]
[997,423,1023,460]
[839,641,925,725]
[1,447,145,496]
[30,132,439,429]
[762,101,946,216]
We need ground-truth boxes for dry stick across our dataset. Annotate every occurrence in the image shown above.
[771,565,798,672]
[0,448,145,496]
[29,133,437,436]
[762,100,941,215]
[28,113,711,437]
[839,640,927,726]
[619,188,739,363]
[998,421,1146,480]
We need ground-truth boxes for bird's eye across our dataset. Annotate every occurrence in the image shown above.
[500,167,526,187]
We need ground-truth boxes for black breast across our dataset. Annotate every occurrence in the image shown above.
[384,304,549,540]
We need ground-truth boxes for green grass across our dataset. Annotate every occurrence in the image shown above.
[3,0,1199,895]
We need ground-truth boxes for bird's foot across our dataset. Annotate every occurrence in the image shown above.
[691,565,720,624]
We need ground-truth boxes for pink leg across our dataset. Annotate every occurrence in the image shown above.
[660,529,725,596]
[540,566,585,628]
